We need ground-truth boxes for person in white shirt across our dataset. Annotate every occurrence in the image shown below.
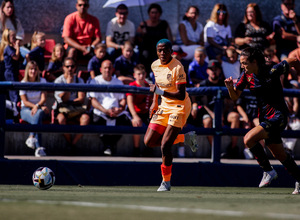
[105,4,135,60]
[89,60,131,156]
[204,3,232,60]
[19,61,49,157]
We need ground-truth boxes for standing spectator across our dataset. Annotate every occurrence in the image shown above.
[62,0,101,61]
[89,60,131,156]
[87,43,109,80]
[136,3,173,73]
[235,3,273,51]
[0,0,24,41]
[25,31,45,71]
[187,46,208,87]
[273,0,300,60]
[126,64,152,156]
[0,29,19,105]
[175,5,204,61]
[204,3,232,60]
[54,57,90,154]
[45,43,65,82]
[105,4,135,60]
[19,61,49,157]
[114,41,138,85]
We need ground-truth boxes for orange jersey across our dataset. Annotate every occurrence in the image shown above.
[151,58,190,114]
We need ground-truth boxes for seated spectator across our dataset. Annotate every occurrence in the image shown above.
[25,31,45,71]
[171,45,189,73]
[188,60,241,158]
[87,43,109,80]
[54,57,90,154]
[114,41,138,85]
[105,4,135,61]
[288,35,300,61]
[175,5,204,61]
[264,47,280,66]
[187,46,208,87]
[45,43,65,82]
[89,60,131,156]
[273,0,300,60]
[0,28,20,106]
[204,3,232,60]
[126,64,152,156]
[19,61,49,157]
[235,3,273,51]
[136,3,173,73]
[217,46,240,83]
[62,0,101,61]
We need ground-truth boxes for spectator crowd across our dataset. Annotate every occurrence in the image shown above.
[1,0,300,159]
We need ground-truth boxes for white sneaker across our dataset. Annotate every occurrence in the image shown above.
[104,148,112,156]
[292,182,300,195]
[35,147,46,157]
[259,169,278,188]
[243,148,254,159]
[184,131,198,152]
[25,137,37,149]
[157,181,171,191]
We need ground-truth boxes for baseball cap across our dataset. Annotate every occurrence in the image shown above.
[172,45,187,57]
[208,59,221,69]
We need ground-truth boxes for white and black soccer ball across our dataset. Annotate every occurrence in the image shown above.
[32,167,55,190]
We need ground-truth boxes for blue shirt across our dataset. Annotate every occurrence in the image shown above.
[87,55,105,77]
[114,53,138,77]
[4,45,18,81]
[28,46,44,71]
[47,60,62,72]
[188,59,208,85]
[236,61,289,121]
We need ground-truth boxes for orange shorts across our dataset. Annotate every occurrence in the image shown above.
[150,103,191,129]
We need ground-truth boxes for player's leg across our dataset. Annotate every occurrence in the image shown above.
[244,125,277,187]
[157,125,181,192]
[144,123,166,148]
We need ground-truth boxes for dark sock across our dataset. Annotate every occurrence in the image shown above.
[249,143,273,172]
[281,154,300,182]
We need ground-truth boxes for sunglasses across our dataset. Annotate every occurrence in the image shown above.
[78,3,88,7]
[118,11,128,15]
[217,10,227,14]
[65,65,75,69]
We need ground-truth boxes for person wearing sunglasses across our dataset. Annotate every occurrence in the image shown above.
[273,0,300,60]
[54,57,90,155]
[105,4,135,61]
[204,3,232,60]
[62,0,101,62]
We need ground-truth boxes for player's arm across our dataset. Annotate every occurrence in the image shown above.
[151,83,186,100]
[224,76,242,101]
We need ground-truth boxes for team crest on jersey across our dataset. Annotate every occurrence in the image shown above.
[167,74,172,82]
[247,76,252,82]
[271,68,275,73]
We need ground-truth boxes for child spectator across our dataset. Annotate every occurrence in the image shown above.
[87,43,109,79]
[0,29,20,105]
[45,43,65,82]
[25,31,45,71]
[187,46,208,87]
[114,41,138,84]
[264,47,280,66]
[126,64,152,156]
[217,46,241,83]
[19,61,49,157]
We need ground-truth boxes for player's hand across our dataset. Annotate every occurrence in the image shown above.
[224,77,234,89]
[149,103,158,119]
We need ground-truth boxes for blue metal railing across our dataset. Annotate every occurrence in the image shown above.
[1,82,300,163]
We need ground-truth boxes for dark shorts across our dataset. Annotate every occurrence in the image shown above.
[260,113,287,145]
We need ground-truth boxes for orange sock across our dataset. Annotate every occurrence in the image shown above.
[161,164,172,182]
[173,134,184,145]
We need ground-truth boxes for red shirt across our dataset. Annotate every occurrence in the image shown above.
[62,12,101,48]
[127,81,152,114]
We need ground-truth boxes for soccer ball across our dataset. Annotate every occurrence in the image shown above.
[32,167,55,190]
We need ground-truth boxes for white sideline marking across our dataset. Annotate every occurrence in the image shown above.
[2,199,300,219]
